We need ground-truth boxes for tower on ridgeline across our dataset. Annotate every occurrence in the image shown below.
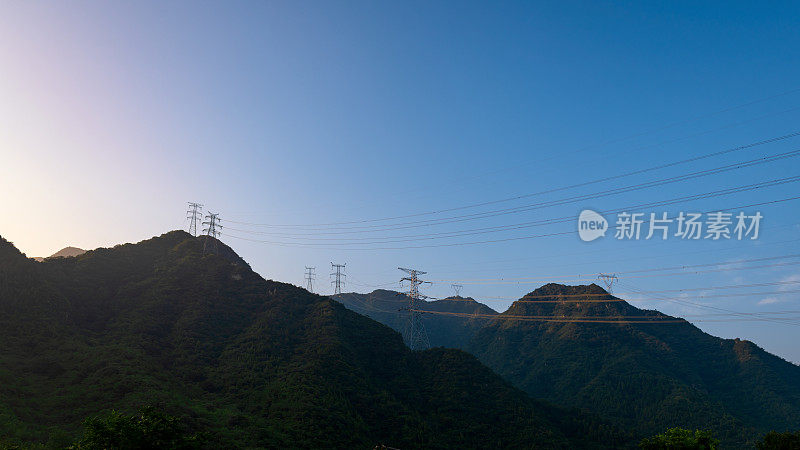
[304,266,316,293]
[451,284,463,297]
[330,263,346,295]
[186,202,203,236]
[399,267,431,351]
[202,212,222,254]
[597,273,618,294]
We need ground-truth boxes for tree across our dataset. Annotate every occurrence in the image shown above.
[756,430,800,449]
[639,427,719,450]
[70,406,203,449]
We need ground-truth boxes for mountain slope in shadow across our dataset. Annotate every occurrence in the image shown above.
[0,232,625,448]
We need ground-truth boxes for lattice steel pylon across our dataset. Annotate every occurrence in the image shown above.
[186,202,203,236]
[304,266,316,293]
[330,263,346,294]
[451,284,463,297]
[202,212,222,254]
[597,273,619,294]
[399,267,430,351]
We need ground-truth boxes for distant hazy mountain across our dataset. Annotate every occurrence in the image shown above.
[32,246,86,262]
[333,289,497,349]
[0,232,625,448]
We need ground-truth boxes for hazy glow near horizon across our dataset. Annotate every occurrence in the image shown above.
[1,2,800,362]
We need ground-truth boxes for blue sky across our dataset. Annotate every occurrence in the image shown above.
[1,1,800,361]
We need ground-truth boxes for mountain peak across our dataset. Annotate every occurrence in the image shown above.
[50,246,85,257]
[153,230,251,269]
[527,282,609,297]
[438,295,476,302]
[506,283,646,319]
[34,246,87,261]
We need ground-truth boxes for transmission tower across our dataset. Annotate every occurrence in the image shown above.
[399,267,431,351]
[451,284,463,297]
[597,273,618,293]
[202,212,222,254]
[304,266,316,293]
[186,202,203,236]
[330,263,346,294]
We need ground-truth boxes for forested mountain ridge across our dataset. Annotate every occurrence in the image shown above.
[335,283,800,446]
[0,232,626,448]
[466,283,800,446]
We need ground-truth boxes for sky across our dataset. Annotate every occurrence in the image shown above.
[1,1,800,361]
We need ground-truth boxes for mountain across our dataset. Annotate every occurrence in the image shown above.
[465,283,800,446]
[0,232,625,448]
[333,289,497,349]
[47,246,86,259]
[32,246,86,262]
[335,284,800,446]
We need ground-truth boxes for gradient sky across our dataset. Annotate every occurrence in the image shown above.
[2,1,800,361]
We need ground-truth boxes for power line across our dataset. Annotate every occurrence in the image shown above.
[420,231,800,283]
[186,202,203,237]
[399,278,800,325]
[331,263,346,295]
[346,277,399,289]
[437,261,800,286]
[408,308,686,324]
[227,130,800,230]
[518,280,800,299]
[618,281,800,327]
[227,177,800,244]
[332,226,792,288]
[225,152,800,240]
[613,260,800,281]
[329,272,800,326]
[434,256,800,285]
[407,308,800,325]
[516,289,800,303]
[338,282,800,318]
[434,283,800,304]
[224,190,800,250]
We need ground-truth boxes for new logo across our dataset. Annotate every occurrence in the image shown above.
[578,209,608,242]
